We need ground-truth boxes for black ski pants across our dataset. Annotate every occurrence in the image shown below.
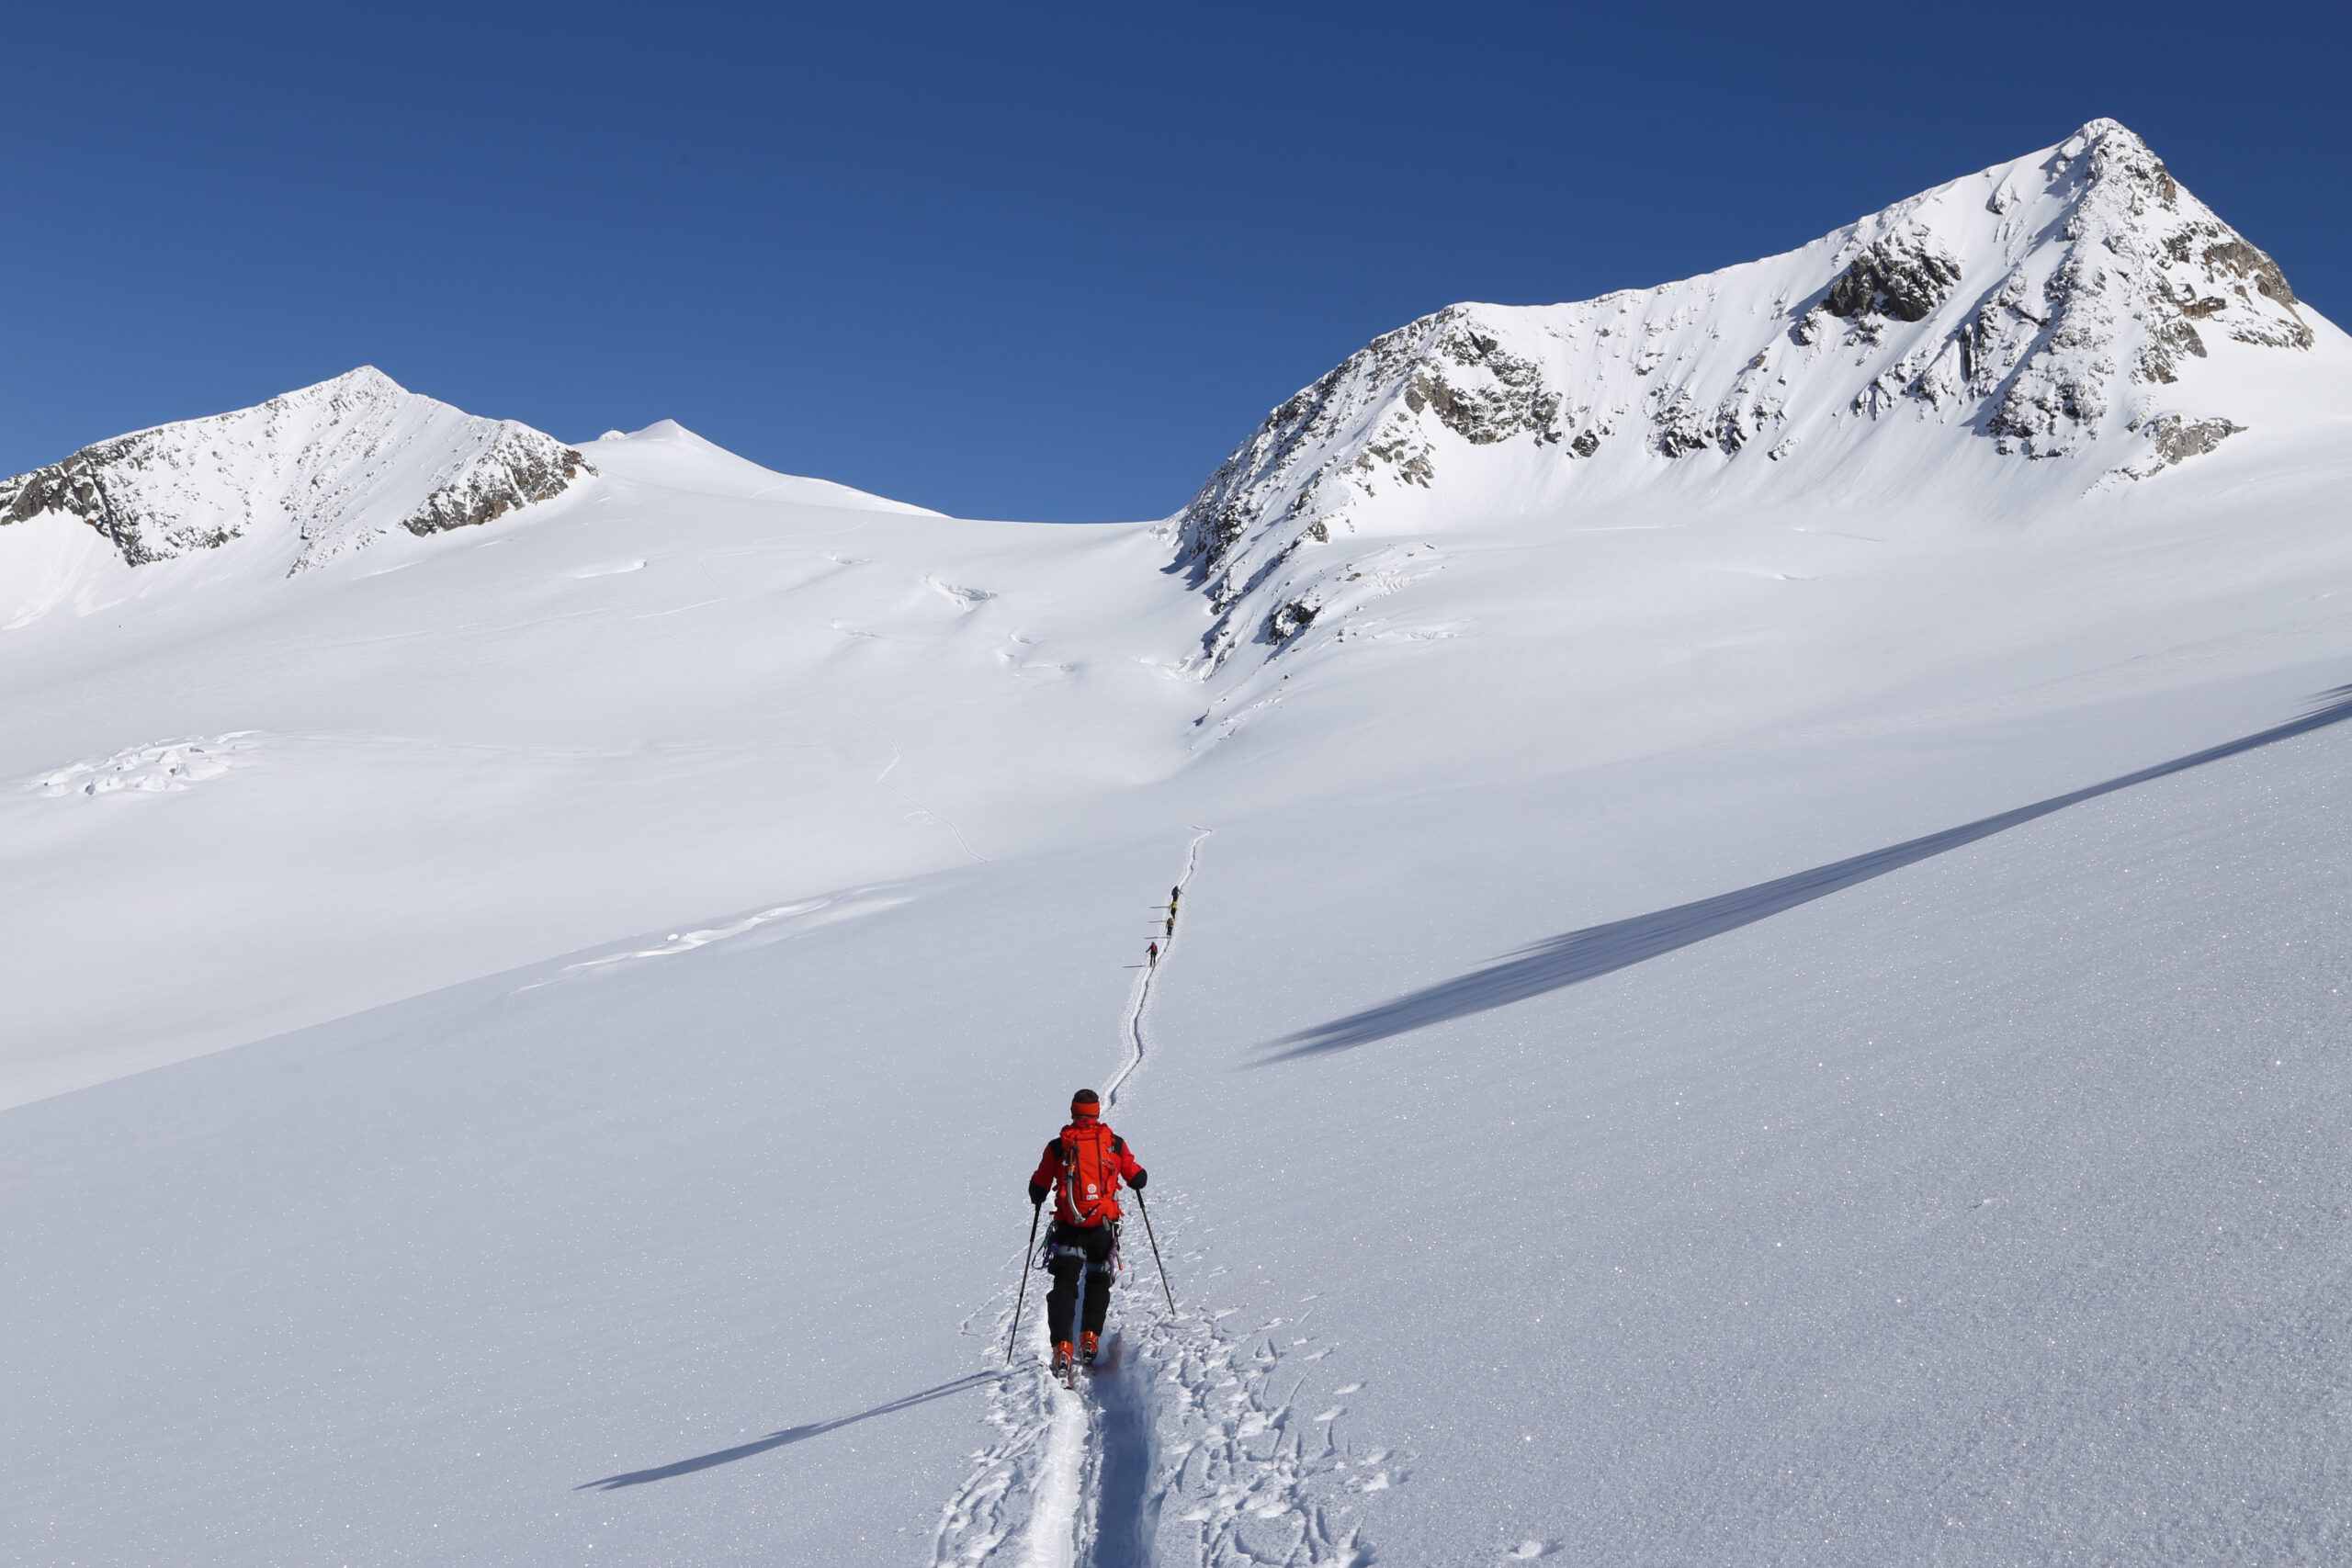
[1044,1219,1117,1343]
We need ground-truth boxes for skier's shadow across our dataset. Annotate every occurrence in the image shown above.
[576,1371,1004,1490]
[1269,683,2352,1059]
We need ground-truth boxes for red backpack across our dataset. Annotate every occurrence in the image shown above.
[1057,1120,1125,1225]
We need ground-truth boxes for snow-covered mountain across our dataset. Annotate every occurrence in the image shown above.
[0,372,943,633]
[0,367,594,575]
[1171,119,2340,666]
[3,119,2349,1568]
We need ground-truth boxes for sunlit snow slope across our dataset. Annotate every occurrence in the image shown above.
[3,120,2347,1568]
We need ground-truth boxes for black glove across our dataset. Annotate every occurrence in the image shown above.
[1028,1182,1047,1207]
[1128,1168,1148,1190]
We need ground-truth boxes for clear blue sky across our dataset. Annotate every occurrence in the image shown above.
[5,0,2344,520]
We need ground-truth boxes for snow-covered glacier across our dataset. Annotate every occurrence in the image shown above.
[0,120,2347,1568]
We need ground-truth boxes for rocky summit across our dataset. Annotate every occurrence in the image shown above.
[1167,119,2327,670]
[0,367,594,575]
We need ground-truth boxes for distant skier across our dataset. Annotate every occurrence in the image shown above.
[1170,885,1182,912]
[1027,1089,1147,1376]
[1163,912,1175,938]
[1147,941,1159,967]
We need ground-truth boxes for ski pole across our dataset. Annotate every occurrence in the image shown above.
[1005,1203,1042,1365]
[1132,1189,1178,1315]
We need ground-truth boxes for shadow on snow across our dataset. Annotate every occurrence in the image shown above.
[577,1371,1005,1490]
[1268,683,2352,1060]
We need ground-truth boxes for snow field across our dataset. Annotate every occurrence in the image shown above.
[8,410,2352,1562]
[0,836,1166,1566]
[1147,696,2352,1565]
[6,119,2352,1564]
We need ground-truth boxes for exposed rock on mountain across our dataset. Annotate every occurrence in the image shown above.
[1819,229,1964,324]
[0,367,594,573]
[2110,412,2249,482]
[1165,119,2323,670]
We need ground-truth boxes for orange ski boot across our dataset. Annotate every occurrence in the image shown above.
[1079,1331,1101,1366]
[1051,1339,1075,1381]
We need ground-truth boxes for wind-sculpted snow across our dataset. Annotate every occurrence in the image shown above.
[1167,118,2324,668]
[0,367,594,574]
[28,732,265,797]
[517,886,919,991]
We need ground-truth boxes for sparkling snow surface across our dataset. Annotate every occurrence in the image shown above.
[5,128,2351,1567]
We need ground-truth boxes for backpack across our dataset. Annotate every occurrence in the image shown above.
[1057,1121,1125,1225]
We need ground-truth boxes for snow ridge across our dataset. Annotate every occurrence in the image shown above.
[1164,118,2321,669]
[29,732,265,797]
[0,367,594,575]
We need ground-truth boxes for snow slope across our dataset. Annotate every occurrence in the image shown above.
[3,119,2349,1567]
[0,417,1198,1109]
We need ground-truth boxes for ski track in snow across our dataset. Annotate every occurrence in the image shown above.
[1108,827,1213,1109]
[936,829,1374,1568]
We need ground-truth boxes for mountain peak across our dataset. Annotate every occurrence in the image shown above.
[306,364,404,396]
[2066,115,2141,150]
[1164,124,2328,671]
[0,370,595,581]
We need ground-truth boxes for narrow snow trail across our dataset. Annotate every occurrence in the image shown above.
[938,827,1368,1566]
[1107,828,1212,1109]
[950,829,1212,1568]
[1021,1391,1087,1568]
[1030,830,1209,1565]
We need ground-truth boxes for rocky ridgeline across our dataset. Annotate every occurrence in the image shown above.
[0,367,594,574]
[1166,120,2317,669]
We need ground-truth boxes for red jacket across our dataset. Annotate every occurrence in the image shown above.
[1031,1118,1144,1227]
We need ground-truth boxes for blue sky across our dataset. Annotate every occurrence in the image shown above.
[5,0,2344,520]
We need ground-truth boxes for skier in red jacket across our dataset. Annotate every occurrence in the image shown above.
[1027,1089,1147,1374]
